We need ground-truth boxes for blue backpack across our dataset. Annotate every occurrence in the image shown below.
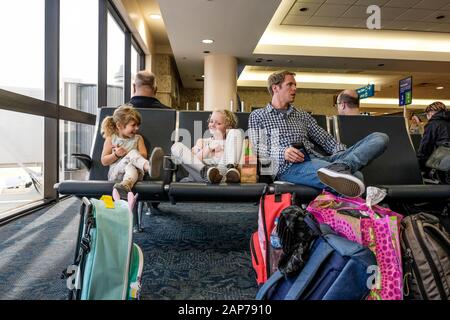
[256,215,377,300]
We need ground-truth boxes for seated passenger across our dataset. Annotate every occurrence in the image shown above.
[128,70,171,109]
[336,89,360,116]
[417,101,450,173]
[409,113,425,135]
[101,105,164,198]
[171,110,244,184]
[248,70,389,198]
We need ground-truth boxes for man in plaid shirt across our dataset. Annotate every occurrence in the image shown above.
[248,70,389,197]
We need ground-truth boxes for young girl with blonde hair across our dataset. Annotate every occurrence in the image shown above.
[171,109,244,183]
[101,104,163,197]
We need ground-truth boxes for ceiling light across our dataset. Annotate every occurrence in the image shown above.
[149,14,161,20]
[202,39,214,44]
[436,86,444,90]
[202,75,205,78]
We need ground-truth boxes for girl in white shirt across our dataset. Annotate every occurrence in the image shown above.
[171,110,244,183]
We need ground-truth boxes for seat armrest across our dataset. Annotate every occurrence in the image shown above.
[378,184,450,202]
[72,153,92,170]
[162,155,177,184]
[163,155,177,171]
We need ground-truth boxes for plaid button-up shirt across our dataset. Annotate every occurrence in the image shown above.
[248,103,346,177]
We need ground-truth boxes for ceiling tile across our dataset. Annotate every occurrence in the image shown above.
[294,0,327,2]
[282,14,313,25]
[403,21,438,31]
[341,5,372,18]
[413,0,450,10]
[442,4,450,10]
[384,0,422,8]
[354,0,390,6]
[324,0,357,4]
[421,10,450,22]
[379,7,410,19]
[334,17,367,27]
[314,4,352,17]
[382,20,412,29]
[304,16,338,26]
[288,2,323,16]
[427,23,450,31]
[395,8,437,21]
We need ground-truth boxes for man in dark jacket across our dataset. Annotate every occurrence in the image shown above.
[128,71,171,109]
[417,101,450,172]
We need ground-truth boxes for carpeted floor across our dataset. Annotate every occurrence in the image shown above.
[0,197,260,300]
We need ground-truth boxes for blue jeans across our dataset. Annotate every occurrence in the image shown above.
[278,132,389,190]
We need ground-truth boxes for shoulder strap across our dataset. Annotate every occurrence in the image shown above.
[304,214,322,236]
[285,238,334,300]
[255,271,285,300]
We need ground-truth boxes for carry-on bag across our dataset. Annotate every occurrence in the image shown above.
[256,213,377,300]
[250,190,294,285]
[307,190,404,300]
[64,191,144,300]
[401,212,450,300]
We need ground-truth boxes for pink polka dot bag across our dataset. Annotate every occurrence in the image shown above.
[307,191,403,300]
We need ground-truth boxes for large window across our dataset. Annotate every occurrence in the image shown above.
[59,120,94,182]
[59,0,99,183]
[60,0,98,113]
[0,110,44,217]
[107,12,125,106]
[0,1,45,99]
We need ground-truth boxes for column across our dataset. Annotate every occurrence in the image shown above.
[153,54,175,107]
[204,54,237,111]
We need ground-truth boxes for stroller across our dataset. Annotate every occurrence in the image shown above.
[63,190,144,300]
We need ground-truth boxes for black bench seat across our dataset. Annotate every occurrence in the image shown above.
[56,180,167,201]
[168,182,267,202]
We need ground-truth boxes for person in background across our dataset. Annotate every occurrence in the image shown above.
[128,70,171,109]
[417,101,450,172]
[336,89,360,116]
[409,113,425,135]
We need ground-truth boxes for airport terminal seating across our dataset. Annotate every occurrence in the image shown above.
[56,108,450,231]
[168,110,320,203]
[56,107,176,202]
[410,133,422,152]
[333,115,450,203]
[55,108,322,230]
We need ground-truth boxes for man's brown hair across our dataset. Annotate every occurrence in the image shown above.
[267,70,296,96]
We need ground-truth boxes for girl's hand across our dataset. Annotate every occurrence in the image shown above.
[113,145,127,157]
[211,142,223,153]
